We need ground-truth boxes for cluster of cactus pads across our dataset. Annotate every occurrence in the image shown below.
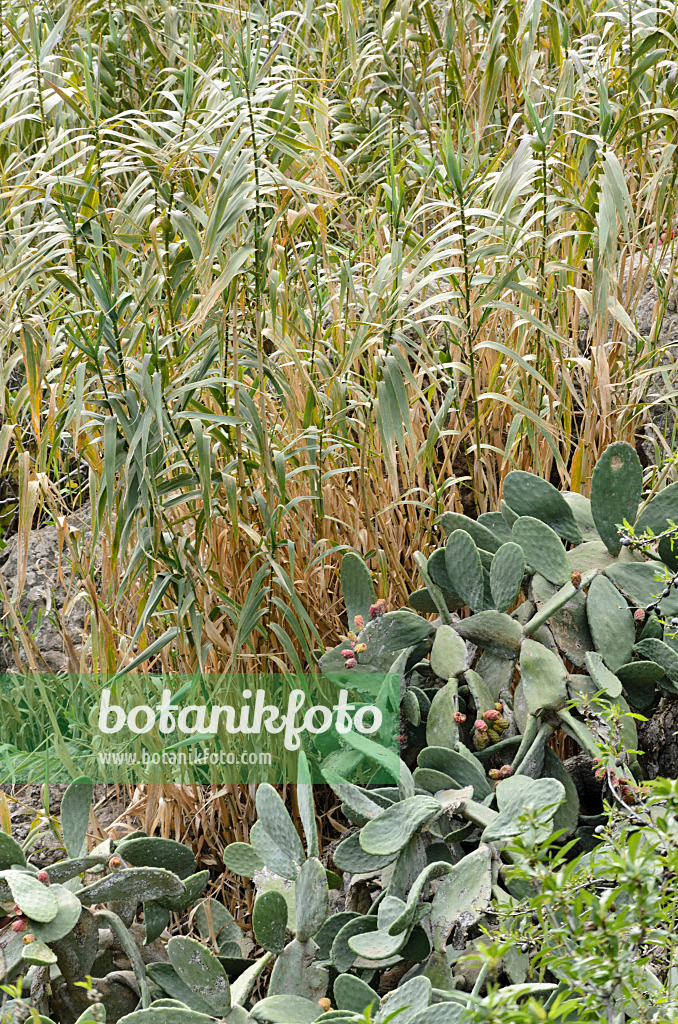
[6,444,678,1023]
[0,777,273,1024]
[211,443,678,1024]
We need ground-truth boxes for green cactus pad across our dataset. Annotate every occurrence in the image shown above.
[427,549,459,597]
[489,542,525,611]
[634,638,678,683]
[616,660,665,686]
[295,857,328,942]
[332,918,377,973]
[475,650,516,701]
[4,870,58,922]
[45,855,109,884]
[250,821,300,882]
[425,681,458,750]
[440,513,502,552]
[30,884,82,943]
[361,611,436,659]
[156,870,209,912]
[416,746,492,799]
[482,777,565,842]
[253,891,288,953]
[478,511,514,544]
[502,471,583,543]
[387,862,454,936]
[561,492,600,541]
[256,785,306,867]
[0,833,26,871]
[348,925,409,960]
[322,774,384,824]
[61,777,93,858]
[21,938,57,966]
[334,974,377,1014]
[445,531,484,611]
[406,1001,466,1024]
[413,768,458,793]
[519,639,568,714]
[430,625,467,679]
[359,796,442,856]
[331,832,398,875]
[376,977,432,1024]
[168,935,232,1016]
[568,540,615,574]
[465,668,495,717]
[454,611,522,657]
[402,689,421,726]
[223,843,265,879]
[341,552,376,628]
[512,517,570,586]
[603,563,678,616]
[586,574,635,671]
[590,442,643,554]
[79,867,185,906]
[313,912,361,961]
[115,837,196,879]
[118,1011,215,1024]
[251,994,321,1024]
[268,936,328,1000]
[143,901,170,944]
[585,651,622,698]
[500,499,519,529]
[429,846,492,950]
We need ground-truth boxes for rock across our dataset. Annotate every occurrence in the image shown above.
[0,504,91,673]
[638,697,678,779]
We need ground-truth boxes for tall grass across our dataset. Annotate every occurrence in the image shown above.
[0,0,677,675]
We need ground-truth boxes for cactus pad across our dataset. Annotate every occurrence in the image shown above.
[512,517,570,586]
[79,867,185,906]
[440,513,502,552]
[30,884,82,943]
[5,870,58,922]
[253,891,288,953]
[168,935,232,1016]
[490,542,525,611]
[454,611,522,657]
[585,651,622,698]
[502,471,582,543]
[519,639,568,714]
[115,837,196,879]
[332,832,398,874]
[430,625,467,679]
[445,531,484,611]
[0,833,26,871]
[223,843,265,878]
[61,777,93,858]
[295,857,328,942]
[359,796,442,856]
[429,846,492,950]
[590,442,643,554]
[586,574,635,671]
[250,994,322,1024]
[334,974,378,1014]
[425,681,458,750]
[341,552,376,626]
